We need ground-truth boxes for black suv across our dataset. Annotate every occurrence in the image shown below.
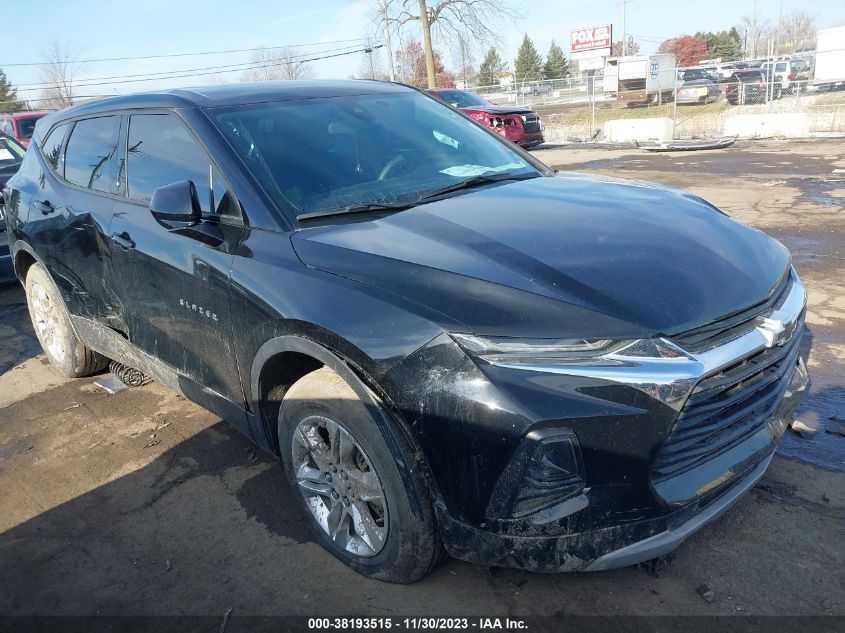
[4,81,808,583]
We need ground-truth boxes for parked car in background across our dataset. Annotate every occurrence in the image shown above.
[678,68,720,83]
[518,81,552,96]
[0,112,48,148]
[0,133,26,283]
[427,88,544,148]
[675,76,723,104]
[725,69,781,104]
[761,58,810,94]
[714,62,750,80]
[4,80,808,582]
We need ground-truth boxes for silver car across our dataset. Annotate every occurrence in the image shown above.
[676,77,722,104]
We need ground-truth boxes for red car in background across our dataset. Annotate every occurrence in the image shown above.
[0,112,48,148]
[427,89,544,148]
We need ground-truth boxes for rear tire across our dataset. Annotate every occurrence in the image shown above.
[24,263,108,378]
[278,367,443,583]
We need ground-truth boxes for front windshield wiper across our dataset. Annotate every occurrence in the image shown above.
[416,172,541,202]
[296,172,542,221]
[296,200,417,221]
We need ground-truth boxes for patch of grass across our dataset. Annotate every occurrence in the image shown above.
[810,91,845,109]
[547,100,729,127]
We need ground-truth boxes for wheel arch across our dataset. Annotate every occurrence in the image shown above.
[251,334,444,508]
[11,240,41,282]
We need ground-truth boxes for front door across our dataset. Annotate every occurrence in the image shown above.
[108,111,245,407]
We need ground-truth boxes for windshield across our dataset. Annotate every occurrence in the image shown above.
[15,117,41,140]
[0,135,25,168]
[211,91,540,218]
[435,90,489,108]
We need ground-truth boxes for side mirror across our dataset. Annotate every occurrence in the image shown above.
[149,180,202,230]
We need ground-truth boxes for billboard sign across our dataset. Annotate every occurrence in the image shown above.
[571,25,613,54]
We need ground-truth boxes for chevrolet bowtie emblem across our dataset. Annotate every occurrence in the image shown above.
[757,317,786,348]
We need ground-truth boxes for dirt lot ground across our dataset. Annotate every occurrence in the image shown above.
[1,139,843,618]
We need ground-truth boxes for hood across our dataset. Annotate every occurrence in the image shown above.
[460,104,536,116]
[292,174,790,339]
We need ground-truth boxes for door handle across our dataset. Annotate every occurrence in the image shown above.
[110,231,136,250]
[33,199,54,215]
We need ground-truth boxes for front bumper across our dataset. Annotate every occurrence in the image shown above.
[435,356,807,571]
[385,269,808,572]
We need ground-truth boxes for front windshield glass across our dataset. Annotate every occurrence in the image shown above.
[0,136,25,168]
[210,91,539,217]
[436,90,488,108]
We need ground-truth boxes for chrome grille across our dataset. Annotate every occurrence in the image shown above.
[653,315,804,481]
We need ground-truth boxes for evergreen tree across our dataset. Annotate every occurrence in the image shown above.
[543,40,568,79]
[514,34,543,82]
[695,28,742,61]
[477,48,505,87]
[0,70,22,112]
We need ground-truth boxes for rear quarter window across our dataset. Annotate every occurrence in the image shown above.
[40,123,70,176]
[64,116,120,194]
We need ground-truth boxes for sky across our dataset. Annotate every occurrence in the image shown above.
[2,0,844,108]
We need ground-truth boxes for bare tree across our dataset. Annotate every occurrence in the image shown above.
[358,38,387,79]
[391,0,518,88]
[243,46,316,81]
[450,39,476,88]
[39,40,86,109]
[777,9,816,53]
[739,13,771,59]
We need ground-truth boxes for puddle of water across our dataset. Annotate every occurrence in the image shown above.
[784,177,845,208]
[779,385,845,472]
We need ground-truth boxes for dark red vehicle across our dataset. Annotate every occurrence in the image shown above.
[427,89,544,148]
[0,112,48,148]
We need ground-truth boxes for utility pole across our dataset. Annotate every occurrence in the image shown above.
[751,0,758,59]
[621,0,627,56]
[382,0,396,81]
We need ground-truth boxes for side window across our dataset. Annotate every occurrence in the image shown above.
[127,113,238,217]
[41,123,69,176]
[64,116,119,193]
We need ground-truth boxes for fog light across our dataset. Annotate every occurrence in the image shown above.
[486,429,585,520]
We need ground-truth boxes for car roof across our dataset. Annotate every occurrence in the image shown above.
[32,80,415,142]
[1,111,48,118]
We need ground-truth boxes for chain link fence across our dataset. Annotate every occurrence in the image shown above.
[472,68,845,143]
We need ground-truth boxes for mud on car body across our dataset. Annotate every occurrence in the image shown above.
[5,80,807,583]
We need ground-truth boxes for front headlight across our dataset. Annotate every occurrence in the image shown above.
[450,332,634,363]
[451,333,687,365]
[451,333,697,409]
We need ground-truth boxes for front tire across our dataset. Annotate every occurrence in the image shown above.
[24,263,108,377]
[278,367,443,583]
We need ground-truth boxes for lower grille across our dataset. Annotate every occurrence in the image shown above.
[653,320,803,481]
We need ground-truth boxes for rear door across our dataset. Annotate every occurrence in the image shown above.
[26,116,121,323]
[108,111,245,405]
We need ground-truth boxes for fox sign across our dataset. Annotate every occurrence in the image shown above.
[571,25,612,53]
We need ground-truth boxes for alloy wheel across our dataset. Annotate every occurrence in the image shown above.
[292,415,389,557]
[30,280,66,363]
